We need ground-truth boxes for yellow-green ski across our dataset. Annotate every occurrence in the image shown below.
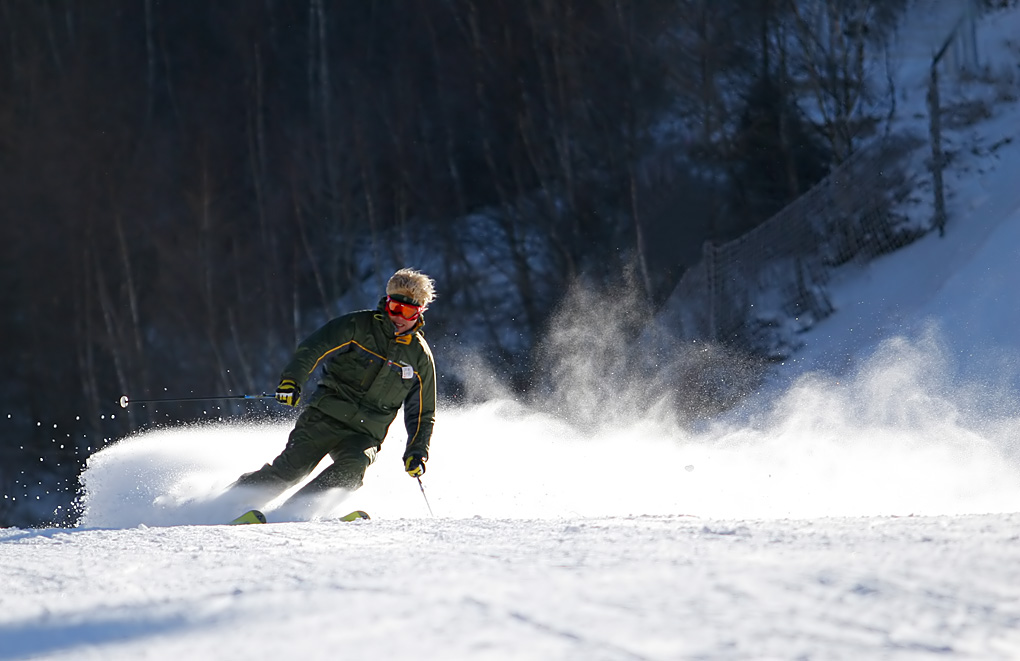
[228,509,267,525]
[227,509,369,524]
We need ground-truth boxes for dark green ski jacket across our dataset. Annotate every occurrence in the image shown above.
[279,299,436,462]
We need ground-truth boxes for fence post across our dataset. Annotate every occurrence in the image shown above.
[928,7,966,240]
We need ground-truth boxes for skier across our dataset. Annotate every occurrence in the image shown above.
[229,268,437,512]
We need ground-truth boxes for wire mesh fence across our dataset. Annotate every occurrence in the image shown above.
[667,133,925,357]
[662,0,982,358]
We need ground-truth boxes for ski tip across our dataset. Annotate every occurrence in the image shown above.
[228,509,268,525]
[339,510,370,522]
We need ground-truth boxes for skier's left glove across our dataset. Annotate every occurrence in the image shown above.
[404,454,426,478]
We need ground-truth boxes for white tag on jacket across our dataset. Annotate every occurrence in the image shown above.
[401,363,414,380]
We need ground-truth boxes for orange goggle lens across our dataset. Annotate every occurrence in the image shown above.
[386,296,422,320]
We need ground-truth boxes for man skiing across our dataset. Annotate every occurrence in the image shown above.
[229,268,437,512]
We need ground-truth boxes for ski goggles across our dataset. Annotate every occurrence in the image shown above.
[386,296,422,320]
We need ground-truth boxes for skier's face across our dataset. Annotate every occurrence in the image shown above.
[386,296,421,334]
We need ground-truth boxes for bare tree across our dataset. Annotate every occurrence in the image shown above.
[785,0,900,161]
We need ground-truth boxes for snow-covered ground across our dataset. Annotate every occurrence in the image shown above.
[5,3,1020,660]
[5,513,1020,660]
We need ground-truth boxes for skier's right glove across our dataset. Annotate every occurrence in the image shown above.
[404,454,426,478]
[275,378,301,407]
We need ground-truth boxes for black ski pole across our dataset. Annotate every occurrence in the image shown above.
[118,393,275,408]
[416,476,434,517]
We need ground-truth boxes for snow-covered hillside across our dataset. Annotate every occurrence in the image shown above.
[4,3,1020,660]
[780,2,1020,384]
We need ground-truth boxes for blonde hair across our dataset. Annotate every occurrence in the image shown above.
[386,268,436,307]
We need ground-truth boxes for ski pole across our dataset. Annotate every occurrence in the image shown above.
[118,393,275,408]
[416,476,434,517]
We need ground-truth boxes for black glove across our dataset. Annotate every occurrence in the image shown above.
[404,454,426,478]
[275,378,301,407]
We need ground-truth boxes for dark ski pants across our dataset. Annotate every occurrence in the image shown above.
[233,406,379,500]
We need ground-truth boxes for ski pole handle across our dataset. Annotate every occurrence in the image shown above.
[118,393,274,408]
